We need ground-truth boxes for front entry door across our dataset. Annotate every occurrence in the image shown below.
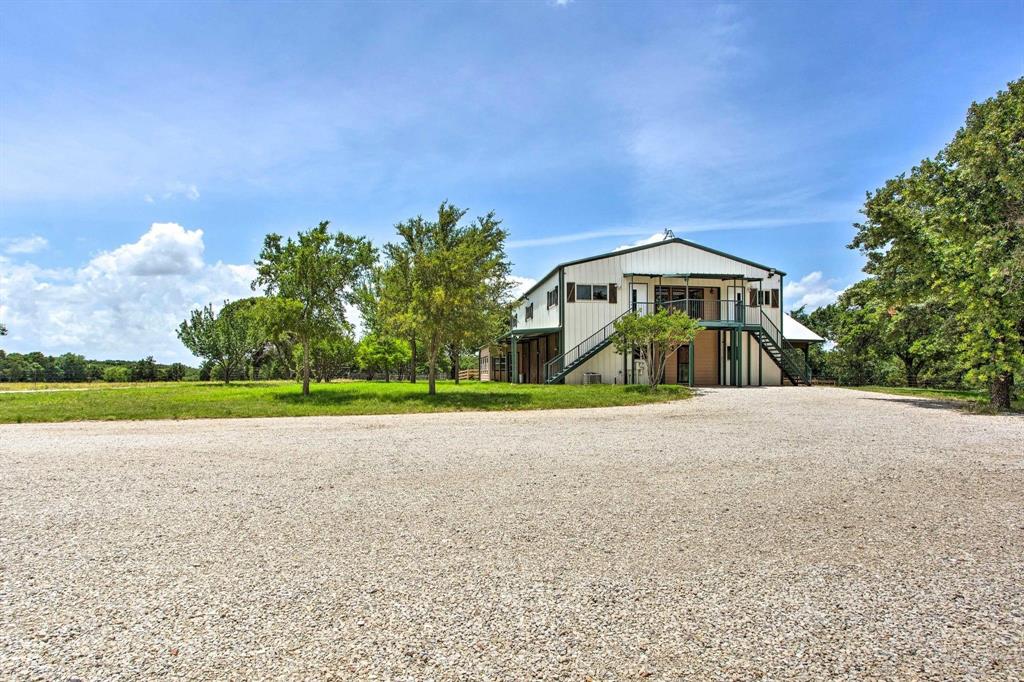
[677,346,690,385]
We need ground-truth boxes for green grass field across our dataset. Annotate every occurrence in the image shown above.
[847,385,1022,412]
[0,380,691,424]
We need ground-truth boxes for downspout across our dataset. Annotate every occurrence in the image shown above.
[558,267,565,384]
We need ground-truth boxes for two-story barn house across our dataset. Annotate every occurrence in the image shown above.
[479,234,819,387]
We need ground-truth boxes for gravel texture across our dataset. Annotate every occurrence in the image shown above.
[1,386,1022,680]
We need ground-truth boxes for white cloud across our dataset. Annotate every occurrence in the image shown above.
[784,271,844,311]
[614,231,671,251]
[89,222,206,276]
[509,275,537,299]
[0,223,255,363]
[2,235,49,255]
[162,182,200,201]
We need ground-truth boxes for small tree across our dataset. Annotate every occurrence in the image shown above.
[378,202,513,395]
[309,332,357,382]
[612,309,703,388]
[177,302,251,384]
[356,333,411,382]
[253,222,376,396]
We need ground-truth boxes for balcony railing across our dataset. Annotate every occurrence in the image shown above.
[633,298,741,323]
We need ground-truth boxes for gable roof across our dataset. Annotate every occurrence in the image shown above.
[517,236,786,301]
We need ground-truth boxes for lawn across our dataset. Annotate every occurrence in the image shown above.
[847,385,1022,412]
[0,380,691,423]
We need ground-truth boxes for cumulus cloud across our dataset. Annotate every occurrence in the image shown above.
[2,235,49,255]
[784,271,844,311]
[0,223,255,363]
[89,222,206,276]
[509,275,537,298]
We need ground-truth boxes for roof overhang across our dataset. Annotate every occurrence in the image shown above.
[494,326,561,341]
[623,272,766,281]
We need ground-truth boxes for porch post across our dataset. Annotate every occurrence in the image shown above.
[510,336,518,384]
[688,340,695,387]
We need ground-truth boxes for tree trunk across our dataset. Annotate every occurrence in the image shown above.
[301,340,311,396]
[901,356,919,387]
[990,372,1013,410]
[409,334,417,383]
[427,344,438,395]
[451,344,460,384]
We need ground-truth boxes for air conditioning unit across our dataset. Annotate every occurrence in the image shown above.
[583,372,602,385]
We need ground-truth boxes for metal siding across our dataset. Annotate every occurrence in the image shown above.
[562,240,778,349]
[564,345,625,385]
[513,271,560,332]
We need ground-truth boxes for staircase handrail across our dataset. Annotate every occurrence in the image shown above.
[753,310,811,383]
[544,308,633,382]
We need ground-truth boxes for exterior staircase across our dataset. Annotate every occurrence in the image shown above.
[544,309,631,384]
[747,311,812,386]
[542,303,812,386]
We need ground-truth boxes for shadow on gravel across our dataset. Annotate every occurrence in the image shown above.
[859,395,1024,417]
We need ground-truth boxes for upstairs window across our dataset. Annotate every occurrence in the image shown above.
[577,284,593,301]
[525,303,534,321]
[547,286,559,308]
[592,284,608,301]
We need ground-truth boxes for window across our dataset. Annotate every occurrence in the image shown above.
[525,303,534,321]
[511,314,518,328]
[547,286,559,308]
[571,283,616,302]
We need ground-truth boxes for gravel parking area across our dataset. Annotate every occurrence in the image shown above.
[1,386,1022,680]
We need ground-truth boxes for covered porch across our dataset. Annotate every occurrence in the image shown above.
[482,327,560,384]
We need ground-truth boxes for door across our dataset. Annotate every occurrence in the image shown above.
[631,282,648,314]
[726,286,745,322]
[677,345,690,385]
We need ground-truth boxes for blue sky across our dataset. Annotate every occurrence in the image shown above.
[1,0,1022,362]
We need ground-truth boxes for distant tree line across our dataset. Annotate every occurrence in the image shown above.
[0,351,195,383]
[795,78,1022,409]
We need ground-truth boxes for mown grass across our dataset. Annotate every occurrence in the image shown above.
[0,380,692,424]
[847,385,1022,412]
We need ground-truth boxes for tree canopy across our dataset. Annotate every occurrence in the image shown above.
[253,221,376,396]
[850,77,1023,408]
[612,309,702,388]
[378,202,513,395]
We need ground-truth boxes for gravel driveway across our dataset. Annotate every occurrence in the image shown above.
[1,387,1021,680]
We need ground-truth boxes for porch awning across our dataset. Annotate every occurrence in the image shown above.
[623,272,764,281]
[494,326,561,341]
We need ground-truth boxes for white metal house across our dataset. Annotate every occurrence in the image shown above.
[479,234,820,386]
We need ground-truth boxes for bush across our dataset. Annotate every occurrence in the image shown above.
[102,366,131,382]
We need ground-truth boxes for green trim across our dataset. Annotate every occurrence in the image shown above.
[688,340,695,388]
[625,272,763,281]
[508,326,561,338]
[746,331,751,386]
[510,336,518,384]
[516,237,786,301]
[558,267,565,383]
